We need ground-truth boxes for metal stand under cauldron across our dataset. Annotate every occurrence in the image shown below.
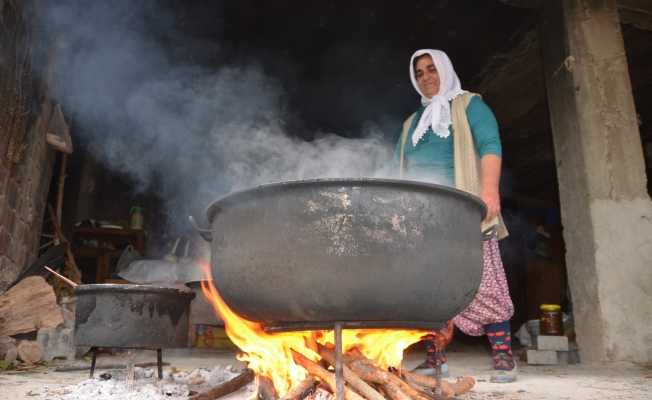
[88,347,163,379]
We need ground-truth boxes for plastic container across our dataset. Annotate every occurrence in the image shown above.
[540,304,564,336]
[130,205,144,230]
[526,319,540,346]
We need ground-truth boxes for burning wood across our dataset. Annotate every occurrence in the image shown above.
[315,343,384,400]
[290,349,365,400]
[285,343,473,400]
[197,263,475,400]
[279,376,316,400]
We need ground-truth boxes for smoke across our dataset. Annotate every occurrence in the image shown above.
[43,0,395,237]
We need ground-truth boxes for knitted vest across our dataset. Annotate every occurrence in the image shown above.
[399,92,508,240]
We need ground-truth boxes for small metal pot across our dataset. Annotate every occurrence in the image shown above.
[185,280,224,327]
[73,284,195,348]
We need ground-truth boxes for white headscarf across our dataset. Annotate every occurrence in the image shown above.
[409,49,466,145]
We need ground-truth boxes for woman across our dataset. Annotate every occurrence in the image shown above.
[376,49,516,383]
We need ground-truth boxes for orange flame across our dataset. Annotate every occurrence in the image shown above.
[199,260,427,396]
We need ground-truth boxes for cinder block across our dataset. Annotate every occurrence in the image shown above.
[557,351,569,365]
[537,335,569,351]
[37,328,76,362]
[527,349,558,365]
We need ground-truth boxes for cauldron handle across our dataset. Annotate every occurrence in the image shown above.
[189,216,212,242]
[482,224,498,242]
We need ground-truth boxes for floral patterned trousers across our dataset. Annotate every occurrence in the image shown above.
[453,238,514,336]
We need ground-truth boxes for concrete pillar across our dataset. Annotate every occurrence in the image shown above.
[539,0,652,363]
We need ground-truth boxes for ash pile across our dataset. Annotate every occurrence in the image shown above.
[42,365,243,400]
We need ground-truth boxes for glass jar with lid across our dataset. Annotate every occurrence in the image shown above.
[540,304,564,336]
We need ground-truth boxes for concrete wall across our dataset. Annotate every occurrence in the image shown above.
[540,0,652,362]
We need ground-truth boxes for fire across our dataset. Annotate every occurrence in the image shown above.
[199,261,427,396]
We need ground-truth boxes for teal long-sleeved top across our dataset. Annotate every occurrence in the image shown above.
[375,96,502,188]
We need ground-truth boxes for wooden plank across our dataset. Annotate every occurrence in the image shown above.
[0,276,63,336]
[189,368,255,400]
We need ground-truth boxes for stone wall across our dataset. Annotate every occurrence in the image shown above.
[0,98,56,293]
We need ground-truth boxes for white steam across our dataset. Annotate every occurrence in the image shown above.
[44,0,395,235]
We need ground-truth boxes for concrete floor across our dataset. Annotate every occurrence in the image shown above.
[1,338,650,399]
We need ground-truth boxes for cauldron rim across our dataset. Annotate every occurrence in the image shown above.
[205,178,487,223]
[73,284,195,300]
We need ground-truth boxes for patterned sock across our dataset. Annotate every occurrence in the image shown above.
[485,321,514,371]
[418,334,446,368]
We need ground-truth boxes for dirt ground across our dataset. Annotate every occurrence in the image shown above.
[1,337,650,400]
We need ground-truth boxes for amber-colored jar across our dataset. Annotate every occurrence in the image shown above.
[540,304,564,336]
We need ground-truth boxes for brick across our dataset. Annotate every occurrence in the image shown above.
[14,215,26,239]
[527,350,558,365]
[0,166,10,195]
[16,244,26,266]
[9,162,21,181]
[0,207,9,230]
[18,198,30,222]
[537,335,569,351]
[0,228,10,255]
[7,181,19,210]
[6,211,16,236]
[23,181,33,203]
[8,239,20,263]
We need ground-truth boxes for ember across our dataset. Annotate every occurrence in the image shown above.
[44,365,244,400]
[199,261,474,399]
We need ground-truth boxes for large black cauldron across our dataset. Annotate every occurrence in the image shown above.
[191,179,490,332]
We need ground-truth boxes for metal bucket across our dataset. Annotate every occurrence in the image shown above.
[185,280,224,327]
[192,178,491,331]
[73,284,195,348]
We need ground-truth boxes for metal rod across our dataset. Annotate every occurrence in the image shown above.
[89,347,98,379]
[126,348,137,392]
[435,335,442,395]
[157,349,163,379]
[334,322,344,400]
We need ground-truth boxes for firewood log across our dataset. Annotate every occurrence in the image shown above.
[381,382,412,400]
[448,378,474,396]
[389,369,450,400]
[0,276,63,336]
[17,341,42,365]
[189,369,254,400]
[290,349,365,400]
[280,376,316,400]
[258,376,279,400]
[342,349,454,399]
[315,343,385,400]
[402,370,473,397]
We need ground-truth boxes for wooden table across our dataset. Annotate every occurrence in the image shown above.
[69,227,145,283]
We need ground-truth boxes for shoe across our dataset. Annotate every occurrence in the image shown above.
[411,363,450,378]
[490,363,517,383]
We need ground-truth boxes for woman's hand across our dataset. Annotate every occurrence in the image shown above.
[480,155,502,223]
[479,186,501,223]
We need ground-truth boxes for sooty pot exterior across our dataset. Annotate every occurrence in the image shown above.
[200,179,487,331]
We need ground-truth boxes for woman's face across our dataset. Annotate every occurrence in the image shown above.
[415,55,440,98]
